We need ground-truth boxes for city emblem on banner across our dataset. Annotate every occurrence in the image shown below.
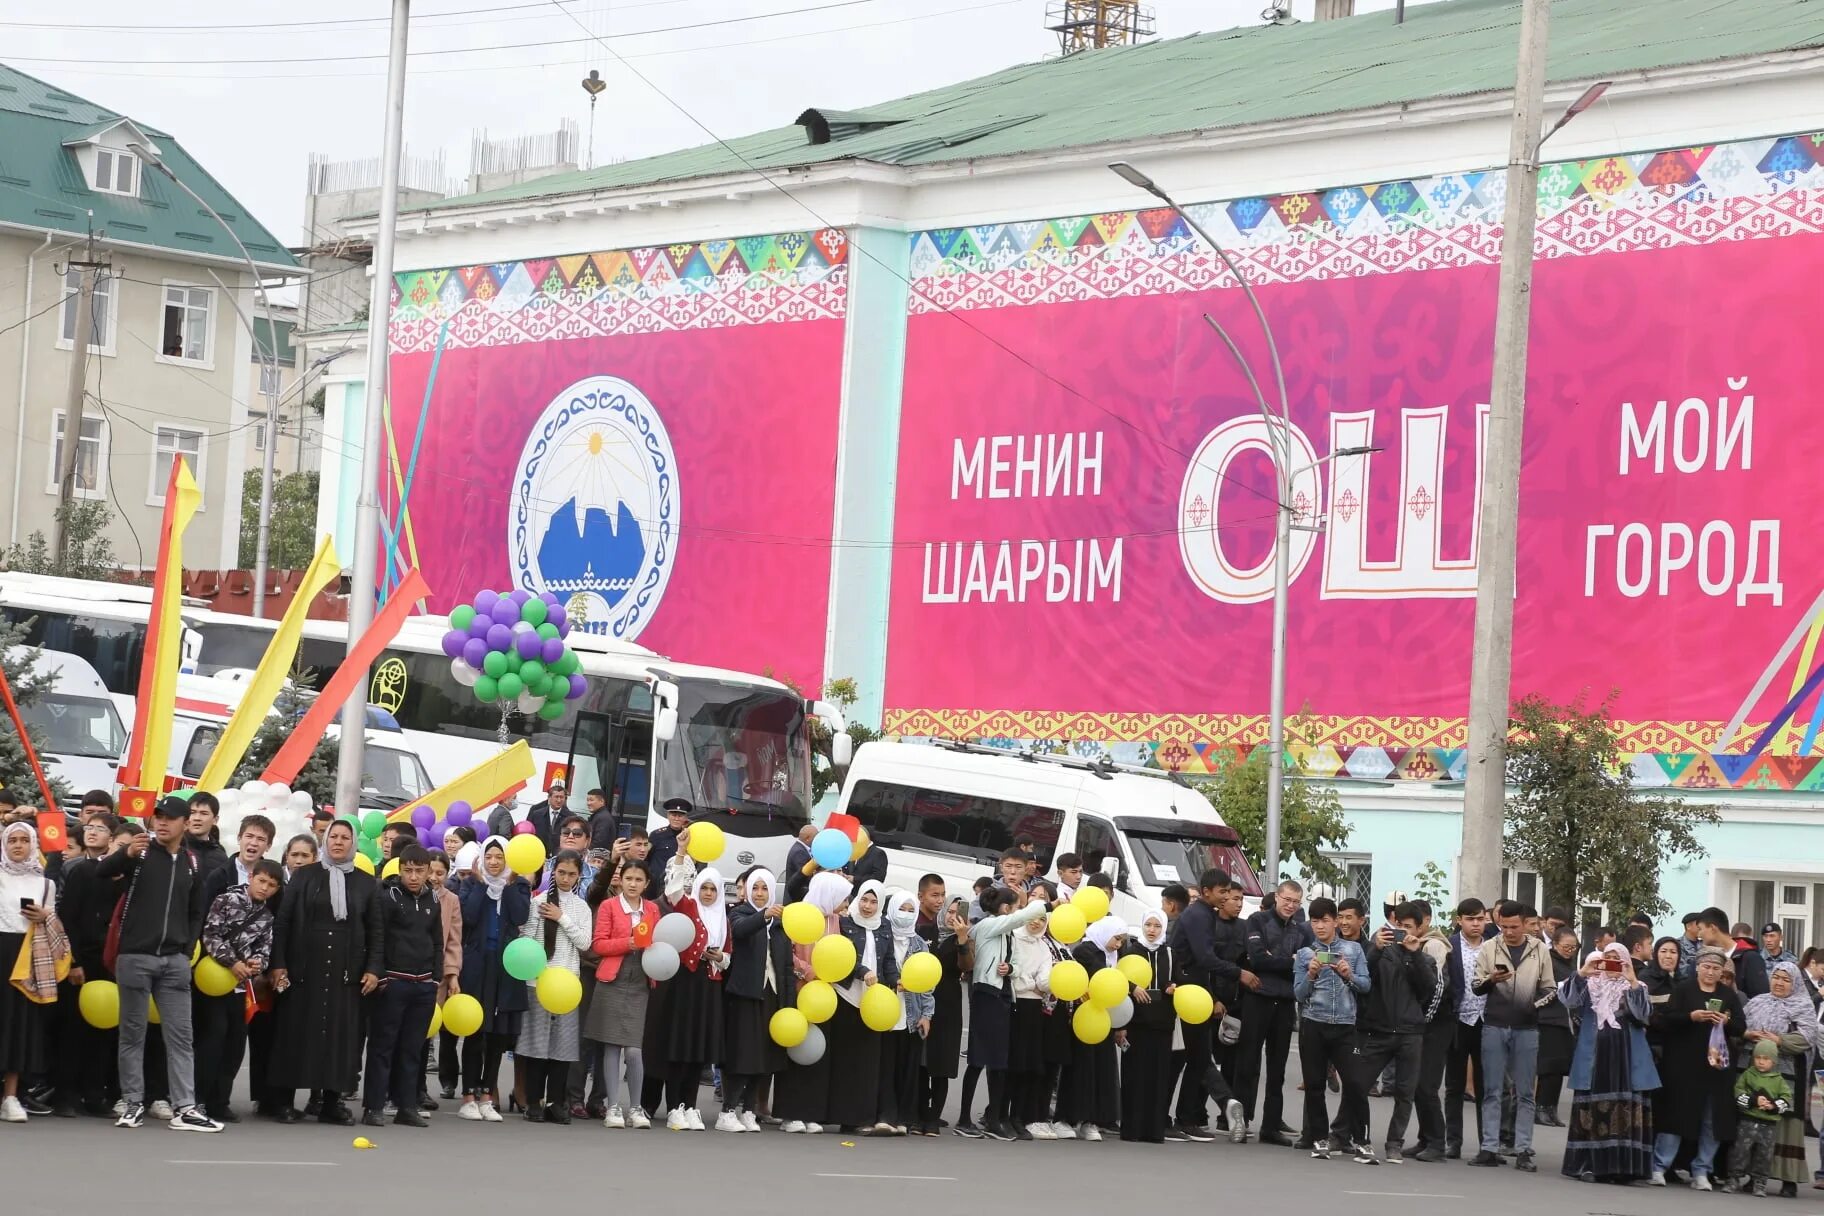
[510,375,679,641]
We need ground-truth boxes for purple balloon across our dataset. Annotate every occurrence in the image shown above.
[462,637,489,669]
[541,636,564,664]
[540,591,560,607]
[468,614,492,639]
[515,630,543,660]
[440,629,466,658]
[567,673,587,700]
[472,822,490,842]
[446,801,473,828]
[417,826,438,849]
[410,803,436,830]
[485,623,513,652]
[490,598,520,626]
[548,603,567,632]
[510,589,532,606]
[474,589,500,615]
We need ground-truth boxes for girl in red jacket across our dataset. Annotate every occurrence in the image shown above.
[587,860,657,1129]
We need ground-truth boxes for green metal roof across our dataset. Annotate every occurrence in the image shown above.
[419,0,1824,212]
[0,62,297,270]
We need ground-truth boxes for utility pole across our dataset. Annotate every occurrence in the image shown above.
[1460,0,1551,903]
[54,229,110,569]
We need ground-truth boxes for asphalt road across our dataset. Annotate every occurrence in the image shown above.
[0,1063,1801,1214]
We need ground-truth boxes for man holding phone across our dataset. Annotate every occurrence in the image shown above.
[1343,901,1439,1164]
[1468,900,1555,1171]
[1292,898,1369,1157]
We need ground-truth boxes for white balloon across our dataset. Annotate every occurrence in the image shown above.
[653,913,695,952]
[1108,996,1135,1029]
[642,942,680,982]
[287,789,314,813]
[450,657,478,687]
[511,620,533,634]
[267,782,292,801]
[516,690,542,715]
[215,789,240,815]
[239,779,265,800]
[787,1023,826,1066]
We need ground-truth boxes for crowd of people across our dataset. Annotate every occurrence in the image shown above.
[2,781,1823,1197]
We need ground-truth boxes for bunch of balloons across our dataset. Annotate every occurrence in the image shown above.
[441,587,588,722]
[403,799,491,853]
[762,892,947,1057]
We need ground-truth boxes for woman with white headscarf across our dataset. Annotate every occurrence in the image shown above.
[818,877,894,1134]
[870,887,932,1136]
[721,866,791,1132]
[653,844,730,1130]
[775,870,852,1134]
[1738,959,1818,1194]
[1054,914,1127,1140]
[0,822,57,1122]
[452,836,532,1122]
[1119,910,1177,1143]
[1558,941,1658,1183]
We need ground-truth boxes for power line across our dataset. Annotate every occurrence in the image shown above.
[0,0,703,34]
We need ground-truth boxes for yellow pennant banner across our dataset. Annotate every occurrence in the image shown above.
[122,458,201,792]
[386,740,537,826]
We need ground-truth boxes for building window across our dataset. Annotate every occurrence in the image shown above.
[258,363,282,397]
[92,148,138,197]
[253,423,266,452]
[48,412,107,498]
[160,285,213,364]
[150,425,204,503]
[58,268,115,353]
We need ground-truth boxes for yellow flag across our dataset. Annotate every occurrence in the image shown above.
[197,534,341,792]
[132,458,201,795]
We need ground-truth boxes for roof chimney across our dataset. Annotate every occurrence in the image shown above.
[1314,0,1356,18]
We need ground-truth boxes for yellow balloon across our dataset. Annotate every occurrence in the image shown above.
[1072,1002,1111,1044]
[850,828,871,862]
[1173,983,1215,1025]
[811,933,857,984]
[536,966,583,1015]
[1088,966,1128,1009]
[426,1002,443,1039]
[1048,959,1088,1002]
[782,902,825,946]
[797,979,838,1024]
[1070,885,1110,922]
[353,853,375,875]
[769,1007,809,1047]
[190,941,201,966]
[79,979,120,1029]
[685,821,725,863]
[352,1136,376,1150]
[505,834,546,877]
[442,992,485,1037]
[382,858,401,880]
[1048,904,1086,945]
[194,956,239,998]
[860,982,901,1032]
[1117,954,1153,989]
[148,996,161,1025]
[899,951,941,994]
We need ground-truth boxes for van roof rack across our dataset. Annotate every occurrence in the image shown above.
[933,739,1190,788]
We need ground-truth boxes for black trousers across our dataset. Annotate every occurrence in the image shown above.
[1298,1020,1356,1145]
[518,1057,568,1109]
[1234,991,1295,1131]
[436,1028,461,1094]
[1176,1016,1237,1126]
[918,1068,949,1131]
[1444,1019,1484,1149]
[53,978,115,1108]
[362,980,436,1113]
[193,991,248,1118]
[1345,1031,1422,1150]
[1412,1014,1453,1149]
[460,1030,513,1099]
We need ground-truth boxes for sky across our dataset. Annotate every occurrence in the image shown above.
[7,0,1438,246]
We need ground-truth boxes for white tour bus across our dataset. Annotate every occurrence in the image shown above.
[0,572,202,697]
[835,740,1263,924]
[6,648,130,811]
[191,609,848,876]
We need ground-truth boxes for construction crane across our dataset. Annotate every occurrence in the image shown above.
[1046,0,1157,55]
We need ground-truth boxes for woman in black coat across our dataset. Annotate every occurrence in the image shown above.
[1119,911,1176,1143]
[1534,926,1580,1126]
[914,894,969,1136]
[1651,947,1746,1188]
[456,838,532,1121]
[824,880,897,1133]
[1056,916,1126,1139]
[722,867,792,1128]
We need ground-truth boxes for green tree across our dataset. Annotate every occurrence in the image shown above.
[0,617,70,807]
[3,500,121,580]
[1195,743,1350,887]
[1503,691,1717,921]
[229,685,339,809]
[1412,860,1453,916]
[809,676,880,804]
[239,470,320,569]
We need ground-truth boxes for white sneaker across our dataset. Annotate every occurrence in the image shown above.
[169,1107,223,1133]
[1692,1175,1713,1192]
[1649,1170,1666,1187]
[803,1121,823,1135]
[782,1119,806,1133]
[1052,1121,1077,1140]
[603,1105,626,1129]
[740,1111,762,1133]
[1225,1100,1247,1143]
[0,1096,26,1123]
[478,1101,503,1123]
[1080,1123,1102,1142]
[629,1106,651,1130]
[149,1100,175,1121]
[111,1099,126,1118]
[1027,1121,1057,1141]
[457,1100,483,1121]
[715,1110,744,1132]
[667,1106,689,1131]
[685,1107,705,1131]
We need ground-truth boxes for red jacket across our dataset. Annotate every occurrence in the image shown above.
[592,895,658,983]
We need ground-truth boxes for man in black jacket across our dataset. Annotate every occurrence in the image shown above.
[1340,900,1438,1164]
[1237,879,1314,1145]
[52,815,126,1116]
[362,846,447,1129]
[522,780,569,854]
[185,792,230,886]
[97,796,218,1132]
[1169,869,1248,1141]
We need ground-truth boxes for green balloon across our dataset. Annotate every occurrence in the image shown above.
[553,649,580,676]
[502,937,546,982]
[482,650,509,679]
[536,623,559,641]
[450,604,476,630]
[497,672,524,700]
[520,598,549,627]
[474,674,499,703]
[518,658,544,682]
[538,699,566,721]
[527,672,551,698]
[360,810,387,837]
[359,838,380,862]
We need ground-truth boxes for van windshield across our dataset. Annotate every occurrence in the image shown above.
[22,694,128,760]
[1120,818,1262,896]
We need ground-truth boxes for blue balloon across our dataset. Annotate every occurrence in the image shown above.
[811,828,851,870]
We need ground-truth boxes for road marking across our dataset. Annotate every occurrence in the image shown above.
[168,1160,336,1167]
[815,1173,957,1181]
[1343,1192,1464,1199]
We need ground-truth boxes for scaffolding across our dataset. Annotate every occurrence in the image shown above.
[1045,0,1157,55]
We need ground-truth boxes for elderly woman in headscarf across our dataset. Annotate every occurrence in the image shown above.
[721,866,791,1132]
[1056,914,1128,1141]
[1736,959,1818,1195]
[870,886,932,1136]
[1557,942,1659,1183]
[1120,910,1177,1144]
[775,869,853,1134]
[1652,944,1746,1189]
[268,818,383,1126]
[454,836,532,1122]
[0,822,58,1122]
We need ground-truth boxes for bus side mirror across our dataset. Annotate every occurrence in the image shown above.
[654,705,678,742]
[831,732,853,768]
[1099,855,1125,891]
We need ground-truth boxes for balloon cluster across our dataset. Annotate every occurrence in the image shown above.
[763,889,943,1058]
[441,588,587,721]
[404,799,489,853]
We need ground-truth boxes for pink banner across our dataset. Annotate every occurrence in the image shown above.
[885,232,1824,755]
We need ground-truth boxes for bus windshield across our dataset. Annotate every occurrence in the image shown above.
[22,694,129,760]
[656,680,811,826]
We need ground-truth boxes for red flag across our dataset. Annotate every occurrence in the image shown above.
[824,812,861,842]
[35,809,66,853]
[118,788,157,819]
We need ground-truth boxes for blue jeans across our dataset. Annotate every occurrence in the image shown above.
[1654,1106,1720,1178]
[1479,1025,1538,1153]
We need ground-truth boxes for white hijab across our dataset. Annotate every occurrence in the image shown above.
[806,870,850,916]
[477,840,509,902]
[886,887,917,962]
[851,879,886,976]
[694,866,727,950]
[1086,915,1128,968]
[0,822,42,877]
[453,840,481,875]
[1138,910,1168,953]
[745,868,776,913]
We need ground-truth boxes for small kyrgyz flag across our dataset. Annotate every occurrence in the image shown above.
[36,810,67,852]
[632,918,653,947]
[119,788,157,819]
